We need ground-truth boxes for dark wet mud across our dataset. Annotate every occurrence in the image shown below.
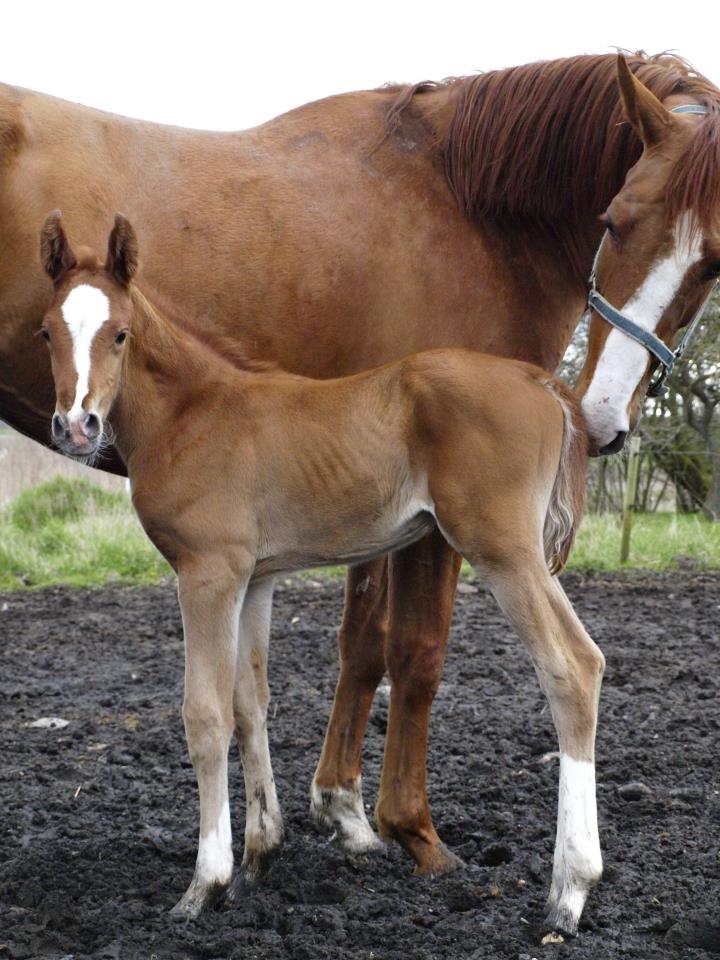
[0,572,718,959]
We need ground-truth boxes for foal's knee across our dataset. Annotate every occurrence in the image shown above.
[183,699,233,764]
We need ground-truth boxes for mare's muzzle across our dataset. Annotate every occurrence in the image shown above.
[598,430,628,456]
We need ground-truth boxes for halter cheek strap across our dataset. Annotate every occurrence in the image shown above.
[584,102,714,399]
[669,104,709,116]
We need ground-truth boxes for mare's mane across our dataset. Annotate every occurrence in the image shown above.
[386,52,720,278]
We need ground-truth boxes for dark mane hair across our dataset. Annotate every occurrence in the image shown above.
[386,52,720,278]
[130,286,280,375]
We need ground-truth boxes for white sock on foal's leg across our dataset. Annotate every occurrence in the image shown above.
[195,797,233,888]
[546,754,603,934]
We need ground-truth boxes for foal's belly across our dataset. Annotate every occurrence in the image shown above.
[252,497,437,580]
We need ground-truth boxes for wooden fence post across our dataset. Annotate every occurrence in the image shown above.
[620,435,642,563]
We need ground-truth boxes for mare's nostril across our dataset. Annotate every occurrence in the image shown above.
[83,413,101,439]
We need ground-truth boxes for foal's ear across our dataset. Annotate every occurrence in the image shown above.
[616,54,672,149]
[40,211,77,285]
[105,214,139,286]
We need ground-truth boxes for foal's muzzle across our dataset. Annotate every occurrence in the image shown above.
[52,411,102,457]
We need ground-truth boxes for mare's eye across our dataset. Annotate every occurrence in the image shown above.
[602,215,620,244]
[115,331,127,345]
[41,328,50,343]
[702,260,720,281]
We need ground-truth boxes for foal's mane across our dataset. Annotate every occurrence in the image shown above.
[130,286,280,375]
[386,52,720,277]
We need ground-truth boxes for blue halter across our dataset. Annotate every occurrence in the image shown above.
[584,102,715,398]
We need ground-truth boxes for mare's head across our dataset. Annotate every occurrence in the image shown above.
[577,56,720,455]
[39,212,138,459]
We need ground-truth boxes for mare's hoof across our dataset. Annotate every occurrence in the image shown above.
[310,782,383,854]
[413,843,464,879]
[170,878,228,920]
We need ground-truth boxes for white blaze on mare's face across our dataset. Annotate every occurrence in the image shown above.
[582,214,703,449]
[60,284,110,419]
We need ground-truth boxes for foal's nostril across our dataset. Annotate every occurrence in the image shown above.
[83,413,101,439]
[51,413,68,441]
[599,430,628,456]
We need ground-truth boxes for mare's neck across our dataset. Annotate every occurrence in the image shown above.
[109,287,240,468]
[402,82,602,367]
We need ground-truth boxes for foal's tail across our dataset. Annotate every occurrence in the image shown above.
[542,379,589,575]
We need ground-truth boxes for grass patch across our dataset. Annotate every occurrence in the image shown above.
[0,477,170,589]
[1,478,719,590]
[566,511,720,572]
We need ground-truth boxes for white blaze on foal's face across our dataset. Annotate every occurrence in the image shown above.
[60,284,111,420]
[581,215,704,451]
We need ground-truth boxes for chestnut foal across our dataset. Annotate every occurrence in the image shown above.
[40,212,602,935]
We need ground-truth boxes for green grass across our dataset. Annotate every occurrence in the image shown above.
[567,511,720,572]
[1,477,719,590]
[0,477,170,589]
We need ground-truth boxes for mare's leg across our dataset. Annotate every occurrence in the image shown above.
[171,560,246,919]
[231,578,284,883]
[311,559,388,851]
[375,528,463,876]
[484,559,605,936]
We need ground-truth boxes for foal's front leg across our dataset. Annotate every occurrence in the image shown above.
[229,578,284,889]
[171,560,247,919]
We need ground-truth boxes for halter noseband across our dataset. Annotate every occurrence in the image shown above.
[584,102,715,399]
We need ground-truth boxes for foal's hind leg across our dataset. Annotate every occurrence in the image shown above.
[484,559,605,936]
[230,578,284,886]
[311,559,388,852]
[171,560,246,919]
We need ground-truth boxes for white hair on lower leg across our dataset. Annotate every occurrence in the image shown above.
[196,798,233,886]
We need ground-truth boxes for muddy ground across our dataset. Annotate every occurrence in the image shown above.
[0,572,718,960]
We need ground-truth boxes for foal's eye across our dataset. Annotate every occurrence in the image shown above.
[702,260,720,281]
[115,331,127,345]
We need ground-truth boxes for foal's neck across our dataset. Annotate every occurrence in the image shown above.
[110,287,250,466]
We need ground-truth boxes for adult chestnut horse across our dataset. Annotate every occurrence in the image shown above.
[40,212,595,932]
[2,53,720,877]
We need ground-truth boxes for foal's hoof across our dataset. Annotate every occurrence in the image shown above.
[542,902,580,939]
[170,878,228,920]
[413,843,464,879]
[225,846,280,905]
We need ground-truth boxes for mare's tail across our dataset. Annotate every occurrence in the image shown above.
[541,379,589,575]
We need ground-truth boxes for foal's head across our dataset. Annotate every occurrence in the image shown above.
[577,56,720,455]
[40,212,138,459]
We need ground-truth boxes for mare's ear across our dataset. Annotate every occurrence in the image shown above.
[40,211,77,284]
[105,213,139,286]
[617,54,673,149]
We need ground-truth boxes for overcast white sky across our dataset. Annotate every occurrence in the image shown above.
[4,1,719,130]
